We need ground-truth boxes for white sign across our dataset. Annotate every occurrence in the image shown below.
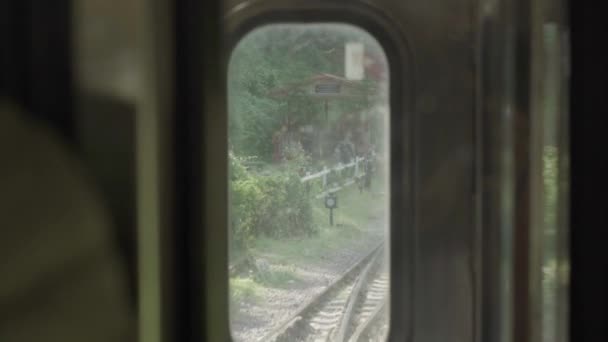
[345,42,364,80]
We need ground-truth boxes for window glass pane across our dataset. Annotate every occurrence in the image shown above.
[227,23,391,342]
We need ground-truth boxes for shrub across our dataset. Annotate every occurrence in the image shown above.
[229,152,316,252]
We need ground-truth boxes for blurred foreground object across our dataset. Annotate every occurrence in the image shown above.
[0,101,134,342]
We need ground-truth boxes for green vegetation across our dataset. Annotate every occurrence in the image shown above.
[229,179,385,305]
[252,184,386,265]
[228,24,386,161]
[228,24,389,301]
[254,266,300,289]
[230,277,263,303]
[229,151,315,253]
[228,24,388,254]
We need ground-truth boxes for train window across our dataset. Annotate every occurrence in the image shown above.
[227,24,391,341]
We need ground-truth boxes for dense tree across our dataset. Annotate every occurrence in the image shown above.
[228,24,387,162]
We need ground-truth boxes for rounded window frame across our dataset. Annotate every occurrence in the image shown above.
[214,1,418,341]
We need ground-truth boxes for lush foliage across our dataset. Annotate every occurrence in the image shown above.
[229,152,316,252]
[228,24,386,161]
[228,24,388,254]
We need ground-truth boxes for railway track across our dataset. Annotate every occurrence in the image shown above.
[347,269,389,342]
[258,243,389,342]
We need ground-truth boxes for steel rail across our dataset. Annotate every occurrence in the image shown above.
[257,241,384,342]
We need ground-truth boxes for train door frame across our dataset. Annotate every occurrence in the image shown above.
[133,0,608,341]
[219,2,415,341]
[162,1,417,340]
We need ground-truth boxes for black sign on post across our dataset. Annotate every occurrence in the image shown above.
[324,192,338,226]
